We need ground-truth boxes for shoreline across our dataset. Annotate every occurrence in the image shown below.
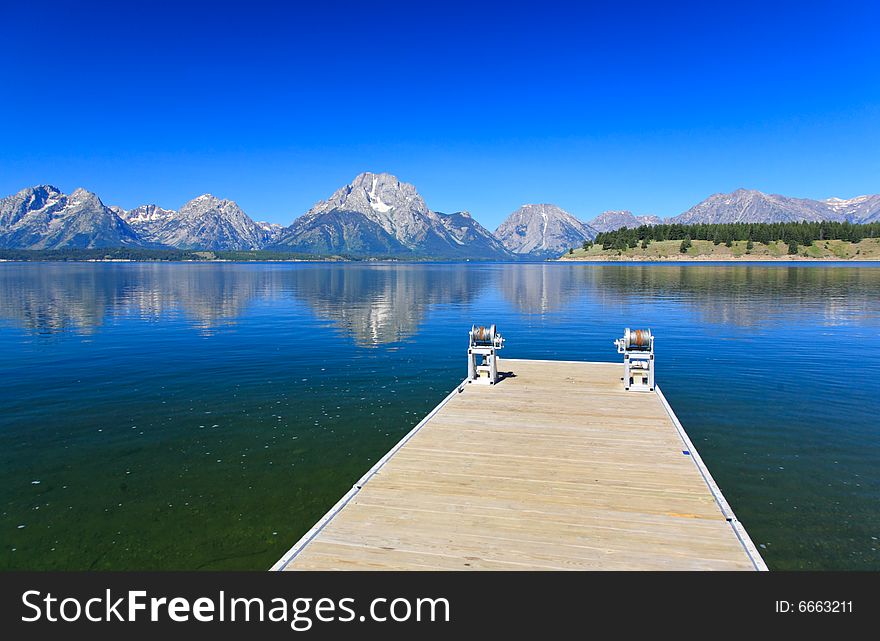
[561,238,880,262]
[557,255,880,263]
[2,256,880,264]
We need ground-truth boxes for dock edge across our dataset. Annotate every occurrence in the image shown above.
[270,360,769,572]
[655,384,769,571]
[270,378,470,571]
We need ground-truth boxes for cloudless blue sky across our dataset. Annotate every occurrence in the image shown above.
[2,0,879,227]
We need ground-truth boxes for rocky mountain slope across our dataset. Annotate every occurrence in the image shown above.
[270,172,512,259]
[593,190,880,230]
[256,221,283,244]
[116,204,177,243]
[435,210,511,257]
[0,185,144,249]
[494,204,597,257]
[668,189,870,225]
[588,210,663,233]
[121,195,269,250]
[823,195,880,223]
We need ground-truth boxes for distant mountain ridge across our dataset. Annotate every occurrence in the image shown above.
[584,189,880,233]
[269,172,511,259]
[821,194,880,224]
[0,185,144,249]
[669,189,837,225]
[118,194,271,250]
[588,210,663,233]
[1,180,878,256]
[494,204,598,258]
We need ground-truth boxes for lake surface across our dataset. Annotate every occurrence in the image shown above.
[1,261,878,570]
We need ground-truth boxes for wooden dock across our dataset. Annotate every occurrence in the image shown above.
[272,358,767,571]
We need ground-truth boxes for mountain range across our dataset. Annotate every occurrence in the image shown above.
[669,189,880,226]
[1,175,878,258]
[268,172,509,259]
[118,195,274,250]
[0,186,144,250]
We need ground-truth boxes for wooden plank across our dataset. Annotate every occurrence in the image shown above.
[274,358,765,571]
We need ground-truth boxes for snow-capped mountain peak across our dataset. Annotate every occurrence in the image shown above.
[269,172,511,259]
[0,185,142,249]
[119,204,176,225]
[821,194,880,222]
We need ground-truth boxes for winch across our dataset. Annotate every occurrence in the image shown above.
[467,324,504,384]
[614,328,655,391]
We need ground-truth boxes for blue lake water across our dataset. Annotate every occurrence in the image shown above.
[0,261,878,570]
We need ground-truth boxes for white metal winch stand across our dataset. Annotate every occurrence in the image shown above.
[467,324,504,384]
[614,327,655,391]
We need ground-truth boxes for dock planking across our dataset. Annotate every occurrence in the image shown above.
[273,358,767,571]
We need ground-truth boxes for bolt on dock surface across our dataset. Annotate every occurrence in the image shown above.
[273,358,766,571]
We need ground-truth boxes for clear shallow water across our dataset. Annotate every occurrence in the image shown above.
[0,261,878,570]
